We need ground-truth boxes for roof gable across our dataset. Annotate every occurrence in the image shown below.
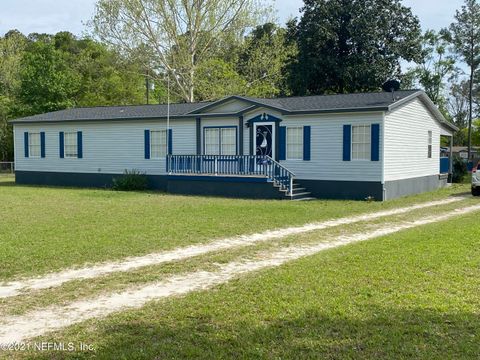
[190,97,255,114]
[388,92,458,133]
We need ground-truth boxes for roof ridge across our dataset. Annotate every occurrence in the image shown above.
[63,100,215,111]
[247,89,421,102]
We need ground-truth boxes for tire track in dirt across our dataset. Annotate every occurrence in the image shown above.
[0,197,465,299]
[0,202,478,344]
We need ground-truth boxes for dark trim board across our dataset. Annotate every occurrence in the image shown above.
[166,176,283,199]
[15,171,449,201]
[297,179,384,201]
[15,171,169,190]
[14,171,283,199]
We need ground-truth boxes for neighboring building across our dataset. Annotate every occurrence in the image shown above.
[451,146,479,161]
[10,90,457,200]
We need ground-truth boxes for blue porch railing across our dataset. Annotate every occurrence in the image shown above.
[166,155,295,195]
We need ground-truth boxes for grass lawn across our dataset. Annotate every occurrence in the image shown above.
[17,203,480,359]
[0,176,470,281]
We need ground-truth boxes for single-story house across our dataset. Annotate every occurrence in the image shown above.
[451,146,479,161]
[10,90,457,200]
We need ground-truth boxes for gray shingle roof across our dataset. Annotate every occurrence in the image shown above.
[10,90,421,124]
[11,101,215,123]
[240,90,419,112]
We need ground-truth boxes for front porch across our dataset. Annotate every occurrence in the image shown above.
[165,155,313,200]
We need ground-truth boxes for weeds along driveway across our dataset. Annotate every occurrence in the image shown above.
[0,200,479,344]
[0,196,467,299]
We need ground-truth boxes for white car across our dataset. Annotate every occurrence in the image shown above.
[472,162,480,196]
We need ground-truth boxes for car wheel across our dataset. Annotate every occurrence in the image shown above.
[472,187,480,196]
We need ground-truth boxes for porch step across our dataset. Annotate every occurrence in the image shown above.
[280,181,316,201]
[292,197,317,201]
[291,191,312,198]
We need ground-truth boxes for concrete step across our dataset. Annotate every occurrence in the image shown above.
[292,197,316,201]
[290,192,312,199]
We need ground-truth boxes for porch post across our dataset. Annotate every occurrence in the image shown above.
[238,115,244,155]
[249,123,253,156]
[449,135,453,183]
[274,121,280,161]
[196,117,201,155]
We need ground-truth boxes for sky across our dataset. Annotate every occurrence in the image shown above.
[0,0,467,37]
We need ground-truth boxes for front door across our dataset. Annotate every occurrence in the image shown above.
[254,122,275,159]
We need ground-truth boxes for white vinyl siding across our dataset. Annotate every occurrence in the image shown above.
[204,128,220,155]
[276,112,383,181]
[351,125,371,161]
[427,130,432,158]
[28,132,41,158]
[64,132,78,158]
[221,128,236,155]
[384,98,442,181]
[14,119,196,175]
[286,127,303,160]
[150,130,167,159]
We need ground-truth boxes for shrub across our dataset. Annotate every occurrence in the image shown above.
[452,156,467,183]
[112,169,148,191]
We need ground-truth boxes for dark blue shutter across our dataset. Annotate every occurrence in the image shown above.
[24,132,29,158]
[303,126,311,161]
[144,130,150,159]
[77,131,83,159]
[59,132,64,158]
[279,126,286,160]
[343,125,351,161]
[40,132,46,158]
[168,129,173,155]
[371,124,380,161]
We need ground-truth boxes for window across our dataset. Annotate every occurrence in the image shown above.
[221,128,236,155]
[428,131,432,158]
[204,127,237,155]
[286,127,303,160]
[351,125,371,160]
[28,133,41,158]
[64,132,78,158]
[150,130,167,159]
[205,128,220,155]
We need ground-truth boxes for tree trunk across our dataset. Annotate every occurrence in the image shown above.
[467,65,473,161]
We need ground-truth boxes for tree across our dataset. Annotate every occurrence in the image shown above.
[404,30,456,111]
[195,58,247,100]
[19,37,81,114]
[237,23,297,97]
[69,38,146,106]
[448,0,480,159]
[92,0,267,102]
[287,0,423,95]
[448,80,471,145]
[0,30,27,161]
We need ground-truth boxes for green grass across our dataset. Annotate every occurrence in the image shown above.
[0,177,469,281]
[3,195,476,319]
[15,205,480,359]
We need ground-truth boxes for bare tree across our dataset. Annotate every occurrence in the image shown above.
[449,0,480,159]
[91,0,268,102]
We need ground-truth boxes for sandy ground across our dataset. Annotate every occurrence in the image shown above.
[0,202,478,344]
[0,196,465,299]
